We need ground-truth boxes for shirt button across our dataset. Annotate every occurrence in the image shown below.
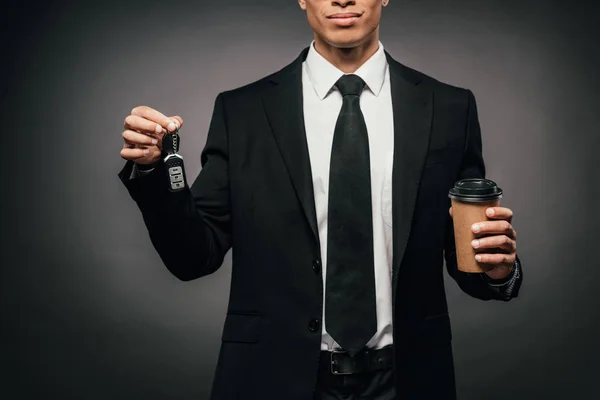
[308,318,321,333]
[312,259,321,274]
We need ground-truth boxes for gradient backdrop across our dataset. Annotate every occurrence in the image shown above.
[2,0,599,399]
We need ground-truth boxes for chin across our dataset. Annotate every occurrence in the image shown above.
[322,31,367,49]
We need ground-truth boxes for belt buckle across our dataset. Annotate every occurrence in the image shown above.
[330,349,352,375]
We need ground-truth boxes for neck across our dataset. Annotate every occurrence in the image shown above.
[312,29,380,73]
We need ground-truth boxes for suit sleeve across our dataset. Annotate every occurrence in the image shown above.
[117,93,232,281]
[444,89,523,301]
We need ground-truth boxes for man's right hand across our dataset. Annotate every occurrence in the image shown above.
[120,106,183,165]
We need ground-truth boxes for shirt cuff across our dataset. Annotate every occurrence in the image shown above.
[129,163,155,179]
[479,258,521,300]
[481,258,519,286]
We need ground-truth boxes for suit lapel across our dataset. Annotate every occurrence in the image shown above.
[261,48,321,249]
[386,53,433,300]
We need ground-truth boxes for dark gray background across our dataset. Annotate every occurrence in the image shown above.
[2,0,599,399]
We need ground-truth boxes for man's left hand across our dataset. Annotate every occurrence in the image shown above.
[450,206,517,280]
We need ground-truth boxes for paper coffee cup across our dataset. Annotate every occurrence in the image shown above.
[448,179,503,273]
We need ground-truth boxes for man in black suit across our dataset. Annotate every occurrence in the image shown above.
[118,0,523,399]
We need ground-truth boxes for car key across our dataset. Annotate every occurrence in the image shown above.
[162,128,187,192]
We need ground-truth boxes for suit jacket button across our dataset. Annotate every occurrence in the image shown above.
[308,318,321,333]
[312,259,321,274]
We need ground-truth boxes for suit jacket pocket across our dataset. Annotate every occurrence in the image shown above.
[221,313,262,343]
[414,313,453,344]
[424,145,461,167]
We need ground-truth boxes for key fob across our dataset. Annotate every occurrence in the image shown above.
[162,130,187,192]
[164,154,186,191]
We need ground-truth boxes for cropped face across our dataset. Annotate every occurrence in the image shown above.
[298,0,388,48]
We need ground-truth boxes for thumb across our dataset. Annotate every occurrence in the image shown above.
[157,116,183,150]
[168,115,183,129]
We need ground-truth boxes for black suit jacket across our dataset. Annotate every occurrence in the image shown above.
[119,48,522,400]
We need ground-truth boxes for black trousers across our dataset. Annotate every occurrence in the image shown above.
[313,353,396,400]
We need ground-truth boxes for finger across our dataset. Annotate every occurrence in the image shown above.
[120,146,152,160]
[449,207,453,218]
[138,147,162,163]
[124,114,164,135]
[472,220,514,235]
[168,115,183,129]
[131,106,178,132]
[474,252,515,266]
[472,235,516,253]
[124,137,163,152]
[122,129,159,147]
[120,146,162,161]
[486,207,513,222]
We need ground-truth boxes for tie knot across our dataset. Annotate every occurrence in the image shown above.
[335,74,366,97]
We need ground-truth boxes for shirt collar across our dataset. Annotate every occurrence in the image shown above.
[304,40,388,100]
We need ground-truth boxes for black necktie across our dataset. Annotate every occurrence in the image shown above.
[325,74,377,356]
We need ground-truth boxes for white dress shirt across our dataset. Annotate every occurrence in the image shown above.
[302,41,395,351]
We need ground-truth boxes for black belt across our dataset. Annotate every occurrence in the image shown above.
[319,345,394,375]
